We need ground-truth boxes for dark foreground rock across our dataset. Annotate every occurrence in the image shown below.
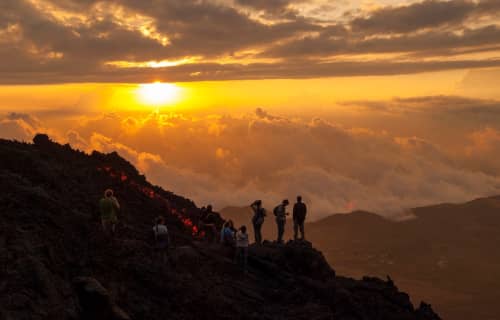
[0,135,440,320]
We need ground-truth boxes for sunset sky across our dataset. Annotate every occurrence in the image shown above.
[2,0,500,218]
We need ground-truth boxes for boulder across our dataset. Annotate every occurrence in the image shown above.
[73,277,130,320]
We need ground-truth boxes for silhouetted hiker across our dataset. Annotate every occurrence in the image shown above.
[99,189,120,235]
[251,200,266,244]
[273,199,289,243]
[198,207,206,231]
[293,196,307,241]
[235,225,249,273]
[221,220,236,246]
[153,216,170,265]
[201,205,218,242]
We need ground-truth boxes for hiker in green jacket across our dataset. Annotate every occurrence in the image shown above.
[99,189,120,235]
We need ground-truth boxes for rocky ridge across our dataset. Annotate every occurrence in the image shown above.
[0,135,440,320]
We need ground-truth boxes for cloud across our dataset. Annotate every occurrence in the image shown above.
[350,0,477,34]
[464,127,500,175]
[235,0,292,12]
[0,113,45,141]
[9,101,495,221]
[1,0,500,83]
[263,24,500,58]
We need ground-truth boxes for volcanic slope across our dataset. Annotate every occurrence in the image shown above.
[0,135,440,320]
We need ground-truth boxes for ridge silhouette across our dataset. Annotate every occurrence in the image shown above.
[0,134,440,320]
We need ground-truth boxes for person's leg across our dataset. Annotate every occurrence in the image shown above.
[253,222,258,244]
[101,218,107,232]
[212,225,217,243]
[276,221,280,242]
[257,223,262,244]
[234,247,239,264]
[238,248,243,268]
[243,247,248,273]
[278,221,284,243]
[255,223,262,244]
[293,220,299,241]
[300,222,305,240]
[162,249,167,265]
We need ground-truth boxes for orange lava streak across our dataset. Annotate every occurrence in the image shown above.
[97,165,199,235]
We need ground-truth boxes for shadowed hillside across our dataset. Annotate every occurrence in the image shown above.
[221,199,500,320]
[0,135,441,320]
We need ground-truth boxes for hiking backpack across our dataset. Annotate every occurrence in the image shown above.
[273,205,280,216]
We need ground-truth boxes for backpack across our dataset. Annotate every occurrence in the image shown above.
[223,227,234,244]
[154,225,169,243]
[273,205,280,216]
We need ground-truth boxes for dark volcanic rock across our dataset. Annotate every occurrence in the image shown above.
[0,136,441,320]
[74,277,130,320]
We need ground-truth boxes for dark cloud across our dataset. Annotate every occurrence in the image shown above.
[351,0,500,34]
[235,0,292,13]
[341,96,500,116]
[351,0,476,34]
[0,0,500,83]
[264,25,500,58]
[3,56,500,84]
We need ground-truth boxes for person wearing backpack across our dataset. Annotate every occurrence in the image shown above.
[251,200,266,245]
[99,189,120,235]
[293,196,307,241]
[153,216,170,265]
[273,199,289,244]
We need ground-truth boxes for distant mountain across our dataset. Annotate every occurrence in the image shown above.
[0,135,440,320]
[221,197,500,320]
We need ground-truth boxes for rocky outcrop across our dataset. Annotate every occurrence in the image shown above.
[73,277,130,320]
[0,135,441,320]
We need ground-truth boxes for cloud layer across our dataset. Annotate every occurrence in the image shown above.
[4,96,500,220]
[1,0,500,83]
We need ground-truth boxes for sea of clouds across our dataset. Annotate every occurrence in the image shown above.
[2,98,500,220]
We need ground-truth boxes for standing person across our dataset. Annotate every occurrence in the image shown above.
[153,216,170,265]
[251,200,266,244]
[273,199,289,244]
[293,196,307,241]
[203,205,218,242]
[99,189,120,235]
[235,225,249,273]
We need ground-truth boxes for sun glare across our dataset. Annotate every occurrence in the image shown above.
[136,82,180,106]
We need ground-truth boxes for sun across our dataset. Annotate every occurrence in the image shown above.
[136,82,180,106]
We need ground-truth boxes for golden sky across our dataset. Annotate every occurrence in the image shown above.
[2,0,500,214]
[1,0,499,112]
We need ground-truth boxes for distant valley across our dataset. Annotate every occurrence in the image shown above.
[221,196,500,320]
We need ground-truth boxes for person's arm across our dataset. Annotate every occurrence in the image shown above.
[112,197,120,210]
